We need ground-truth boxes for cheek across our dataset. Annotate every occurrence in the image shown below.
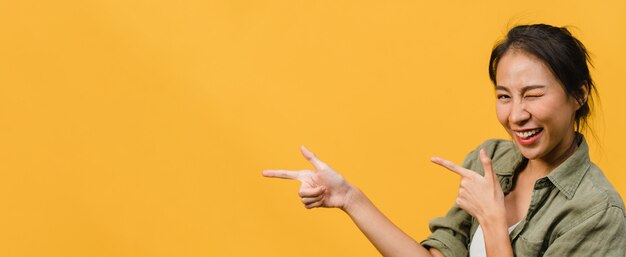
[526,102,574,133]
[526,104,548,120]
[495,104,510,127]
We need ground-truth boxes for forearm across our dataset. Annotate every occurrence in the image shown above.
[341,187,433,257]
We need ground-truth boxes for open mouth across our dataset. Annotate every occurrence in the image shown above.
[514,128,543,145]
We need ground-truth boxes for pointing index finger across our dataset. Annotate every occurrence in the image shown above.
[431,157,472,177]
[262,169,301,180]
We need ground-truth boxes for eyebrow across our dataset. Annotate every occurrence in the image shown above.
[496,85,546,94]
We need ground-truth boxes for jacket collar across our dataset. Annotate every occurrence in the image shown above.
[546,134,591,199]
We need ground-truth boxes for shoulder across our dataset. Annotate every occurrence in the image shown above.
[575,163,625,211]
[475,139,517,159]
[461,139,521,175]
[548,163,626,236]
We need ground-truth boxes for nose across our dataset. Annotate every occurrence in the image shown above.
[509,99,530,125]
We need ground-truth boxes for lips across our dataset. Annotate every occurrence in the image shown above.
[514,128,543,145]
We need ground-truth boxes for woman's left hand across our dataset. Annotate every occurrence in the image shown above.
[431,149,506,223]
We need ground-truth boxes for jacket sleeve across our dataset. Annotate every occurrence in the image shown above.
[420,148,482,257]
[542,206,626,256]
[420,203,473,257]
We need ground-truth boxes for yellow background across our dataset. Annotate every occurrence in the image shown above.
[1,1,625,256]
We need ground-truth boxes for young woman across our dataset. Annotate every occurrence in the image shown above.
[263,24,626,257]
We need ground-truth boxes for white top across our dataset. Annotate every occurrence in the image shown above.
[469,222,520,257]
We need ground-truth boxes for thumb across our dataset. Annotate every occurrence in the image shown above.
[301,145,329,170]
[479,149,497,185]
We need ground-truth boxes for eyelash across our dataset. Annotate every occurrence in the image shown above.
[496,94,542,100]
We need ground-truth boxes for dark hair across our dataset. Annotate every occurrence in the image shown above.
[488,24,596,133]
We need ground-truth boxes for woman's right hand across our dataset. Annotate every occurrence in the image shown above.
[263,146,355,210]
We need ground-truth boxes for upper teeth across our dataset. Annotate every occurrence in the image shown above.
[516,129,541,139]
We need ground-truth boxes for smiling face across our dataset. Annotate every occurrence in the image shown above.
[495,50,582,163]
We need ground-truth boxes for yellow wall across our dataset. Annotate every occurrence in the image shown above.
[1,1,625,256]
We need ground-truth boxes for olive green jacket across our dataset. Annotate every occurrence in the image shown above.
[421,136,626,256]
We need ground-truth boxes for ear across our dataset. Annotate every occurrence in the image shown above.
[576,82,589,110]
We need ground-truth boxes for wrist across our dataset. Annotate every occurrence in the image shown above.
[340,184,363,214]
[479,210,514,257]
[476,209,507,229]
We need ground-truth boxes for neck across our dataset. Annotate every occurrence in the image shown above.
[527,132,579,176]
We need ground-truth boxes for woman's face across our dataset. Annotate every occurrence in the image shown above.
[495,50,581,163]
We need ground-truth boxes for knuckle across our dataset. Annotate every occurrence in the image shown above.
[298,189,310,197]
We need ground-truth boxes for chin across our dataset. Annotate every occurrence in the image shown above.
[510,135,544,160]
[518,147,542,160]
